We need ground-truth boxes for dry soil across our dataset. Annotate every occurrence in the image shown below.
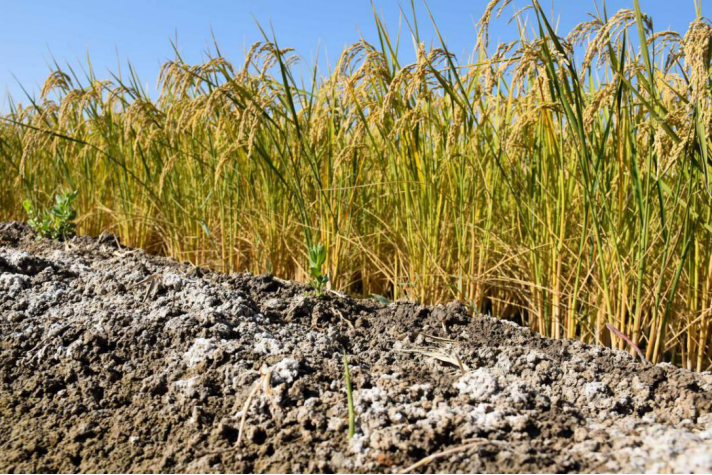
[1,222,712,473]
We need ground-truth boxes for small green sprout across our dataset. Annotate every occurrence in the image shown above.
[308,242,329,296]
[343,349,355,439]
[23,190,78,240]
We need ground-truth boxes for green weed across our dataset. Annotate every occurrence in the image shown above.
[23,190,78,240]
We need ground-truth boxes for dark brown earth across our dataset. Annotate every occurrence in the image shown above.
[1,221,712,473]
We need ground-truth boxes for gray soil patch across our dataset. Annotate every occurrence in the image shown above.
[1,221,712,473]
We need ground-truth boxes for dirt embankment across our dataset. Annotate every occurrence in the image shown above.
[1,221,712,473]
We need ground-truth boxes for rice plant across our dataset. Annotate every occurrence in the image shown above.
[1,0,711,370]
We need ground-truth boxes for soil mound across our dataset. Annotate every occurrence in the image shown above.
[1,221,712,473]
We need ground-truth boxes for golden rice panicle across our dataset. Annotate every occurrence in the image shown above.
[683,19,712,101]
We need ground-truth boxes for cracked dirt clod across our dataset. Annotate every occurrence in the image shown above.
[1,220,712,473]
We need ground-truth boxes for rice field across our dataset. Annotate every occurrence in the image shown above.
[1,0,711,370]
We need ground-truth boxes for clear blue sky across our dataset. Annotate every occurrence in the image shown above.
[0,0,700,111]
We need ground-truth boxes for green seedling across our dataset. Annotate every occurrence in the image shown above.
[308,242,329,296]
[342,349,355,439]
[23,190,78,240]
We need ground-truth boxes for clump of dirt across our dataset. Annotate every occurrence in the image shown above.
[1,221,712,473]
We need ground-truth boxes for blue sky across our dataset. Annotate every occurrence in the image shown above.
[0,1,701,111]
